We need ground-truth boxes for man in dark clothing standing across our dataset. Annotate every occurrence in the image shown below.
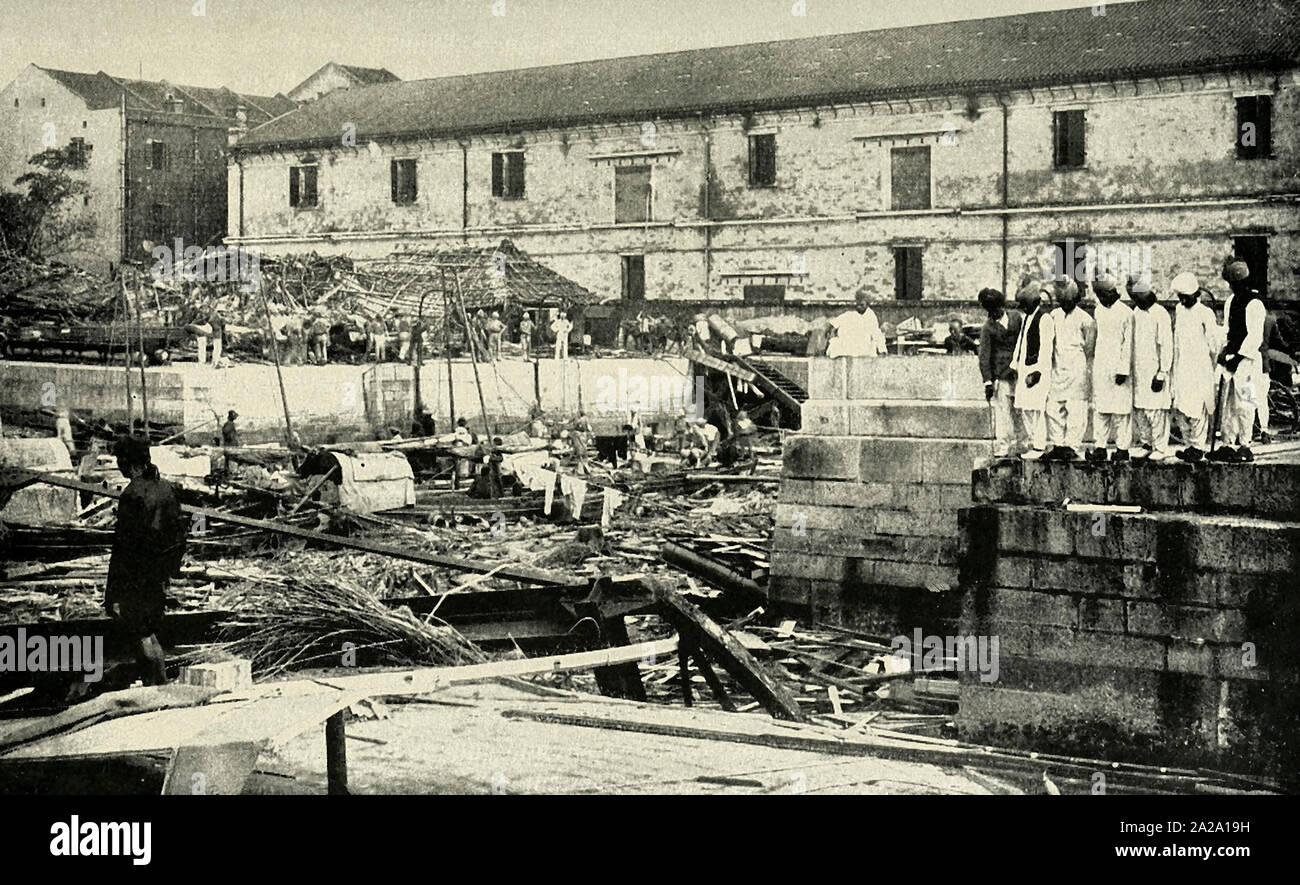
[977,288,1024,458]
[106,436,186,686]
[221,410,240,447]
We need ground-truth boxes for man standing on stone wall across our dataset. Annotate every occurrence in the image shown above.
[1170,273,1219,463]
[1009,282,1054,460]
[827,290,888,358]
[1043,278,1094,461]
[1210,260,1266,462]
[1088,276,1134,462]
[977,287,1022,459]
[1129,274,1175,461]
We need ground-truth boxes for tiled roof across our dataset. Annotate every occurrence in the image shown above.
[237,0,1300,152]
[37,66,296,123]
[338,65,400,86]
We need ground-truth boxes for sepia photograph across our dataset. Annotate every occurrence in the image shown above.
[0,0,1295,863]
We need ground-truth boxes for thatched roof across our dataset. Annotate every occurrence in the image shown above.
[340,239,595,323]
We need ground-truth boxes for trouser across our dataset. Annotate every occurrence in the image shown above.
[521,337,531,358]
[488,333,501,360]
[1133,408,1171,455]
[1014,408,1046,452]
[1222,364,1262,447]
[991,380,1015,456]
[196,335,208,364]
[314,335,329,363]
[554,338,568,359]
[1176,406,1210,450]
[370,334,388,361]
[1256,367,1270,435]
[1047,398,1086,450]
[1092,410,1133,451]
[210,335,222,366]
[398,332,411,361]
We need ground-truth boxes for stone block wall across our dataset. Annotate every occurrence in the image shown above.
[959,461,1300,783]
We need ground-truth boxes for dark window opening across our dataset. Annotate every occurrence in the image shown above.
[1236,96,1273,159]
[68,137,90,166]
[1053,110,1086,169]
[491,151,526,199]
[391,158,418,205]
[622,255,646,301]
[289,165,318,208]
[890,146,931,210]
[748,133,777,187]
[894,247,923,300]
[148,140,169,171]
[743,285,786,306]
[1233,235,1269,296]
[614,165,652,223]
[40,98,46,107]
[1051,238,1090,284]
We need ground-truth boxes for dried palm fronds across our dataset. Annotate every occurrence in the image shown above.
[213,570,485,678]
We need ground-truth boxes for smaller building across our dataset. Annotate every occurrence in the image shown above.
[288,63,401,104]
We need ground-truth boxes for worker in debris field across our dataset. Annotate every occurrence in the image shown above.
[106,435,186,687]
[208,307,226,368]
[977,287,1023,460]
[944,319,977,355]
[221,410,241,447]
[1009,282,1054,460]
[281,314,303,365]
[1041,278,1094,461]
[1087,276,1134,462]
[1170,273,1220,463]
[367,313,389,362]
[396,312,413,362]
[527,406,549,440]
[519,311,536,358]
[453,416,476,446]
[733,409,757,462]
[485,311,506,361]
[691,416,721,466]
[54,405,76,458]
[827,291,888,358]
[310,312,331,364]
[1129,274,1175,461]
[131,418,148,440]
[409,316,426,365]
[1210,260,1266,462]
[551,310,573,359]
[690,313,711,352]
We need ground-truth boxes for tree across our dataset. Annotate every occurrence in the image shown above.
[0,142,94,258]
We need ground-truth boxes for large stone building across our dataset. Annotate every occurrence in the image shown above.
[0,65,296,274]
[227,0,1299,323]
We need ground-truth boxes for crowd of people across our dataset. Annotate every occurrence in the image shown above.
[978,259,1287,464]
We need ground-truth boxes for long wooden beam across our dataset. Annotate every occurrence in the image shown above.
[2,468,566,585]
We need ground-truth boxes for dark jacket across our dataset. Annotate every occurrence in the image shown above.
[979,311,1024,383]
[222,420,240,447]
[106,474,187,611]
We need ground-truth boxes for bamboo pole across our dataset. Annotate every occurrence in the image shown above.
[262,284,296,449]
[452,270,494,440]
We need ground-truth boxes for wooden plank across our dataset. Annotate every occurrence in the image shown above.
[5,468,565,586]
[690,647,737,713]
[653,584,804,722]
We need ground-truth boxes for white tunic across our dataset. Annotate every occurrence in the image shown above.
[1011,306,1055,411]
[1091,301,1134,415]
[1172,301,1220,418]
[1131,304,1174,410]
[827,308,887,358]
[1049,307,1094,403]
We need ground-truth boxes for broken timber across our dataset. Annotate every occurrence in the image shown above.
[652,584,804,722]
[2,468,564,585]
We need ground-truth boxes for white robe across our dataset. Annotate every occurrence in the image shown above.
[1011,306,1055,412]
[826,308,887,358]
[1172,302,1220,418]
[1091,301,1134,415]
[1131,304,1174,411]
[1049,307,1094,403]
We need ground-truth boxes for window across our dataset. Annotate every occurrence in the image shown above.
[12,99,17,108]
[748,133,776,187]
[621,255,646,301]
[146,140,169,171]
[614,165,652,223]
[1053,110,1086,169]
[68,137,89,165]
[743,285,786,306]
[289,165,318,208]
[1051,238,1089,284]
[40,98,46,107]
[391,158,418,205]
[150,203,171,241]
[1236,96,1273,159]
[1233,235,1269,296]
[890,146,932,210]
[491,151,525,199]
[894,247,923,300]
